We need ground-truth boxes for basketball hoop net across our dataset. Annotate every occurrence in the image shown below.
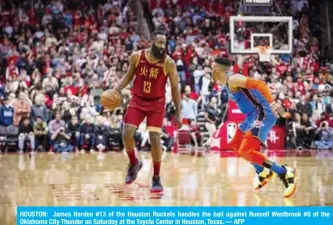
[256,45,272,62]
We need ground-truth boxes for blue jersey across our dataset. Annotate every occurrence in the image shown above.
[229,87,275,117]
[226,74,276,144]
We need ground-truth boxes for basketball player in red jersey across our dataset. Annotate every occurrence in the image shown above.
[113,30,182,192]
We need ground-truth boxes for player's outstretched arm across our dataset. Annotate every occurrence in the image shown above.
[114,52,139,93]
[166,57,182,128]
[228,74,274,103]
[228,74,285,117]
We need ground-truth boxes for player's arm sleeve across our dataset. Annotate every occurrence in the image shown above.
[229,75,274,104]
[114,52,138,93]
[167,58,182,115]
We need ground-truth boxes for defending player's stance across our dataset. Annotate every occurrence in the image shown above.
[113,30,182,192]
[212,58,296,197]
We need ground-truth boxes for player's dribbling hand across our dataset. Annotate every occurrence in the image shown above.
[175,113,182,129]
[270,102,285,118]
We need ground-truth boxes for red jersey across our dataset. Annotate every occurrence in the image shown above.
[132,50,168,100]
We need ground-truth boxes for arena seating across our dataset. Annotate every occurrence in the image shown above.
[0,0,332,153]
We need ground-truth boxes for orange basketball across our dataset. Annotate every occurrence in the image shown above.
[100,89,122,110]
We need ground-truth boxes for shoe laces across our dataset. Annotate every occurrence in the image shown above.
[257,169,270,182]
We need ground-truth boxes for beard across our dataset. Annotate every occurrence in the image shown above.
[151,44,166,60]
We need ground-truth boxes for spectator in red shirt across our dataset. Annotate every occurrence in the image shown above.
[184,85,200,102]
[281,93,293,110]
[316,112,333,128]
[0,0,328,155]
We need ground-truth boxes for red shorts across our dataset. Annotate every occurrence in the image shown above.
[123,95,165,133]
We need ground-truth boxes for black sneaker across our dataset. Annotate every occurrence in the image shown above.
[125,160,143,184]
[151,176,163,193]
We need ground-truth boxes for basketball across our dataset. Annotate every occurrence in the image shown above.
[100,89,122,110]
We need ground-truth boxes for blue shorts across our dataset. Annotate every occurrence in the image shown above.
[239,110,276,144]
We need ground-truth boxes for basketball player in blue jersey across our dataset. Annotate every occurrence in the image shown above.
[212,58,296,198]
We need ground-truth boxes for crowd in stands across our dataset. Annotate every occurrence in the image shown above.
[0,0,332,153]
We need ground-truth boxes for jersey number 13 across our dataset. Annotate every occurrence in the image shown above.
[143,81,152,93]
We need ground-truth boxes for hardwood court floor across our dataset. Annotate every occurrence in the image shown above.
[1,150,333,225]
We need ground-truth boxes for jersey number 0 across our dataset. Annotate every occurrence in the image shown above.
[143,81,152,93]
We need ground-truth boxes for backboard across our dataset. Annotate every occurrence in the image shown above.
[242,0,273,15]
[229,16,293,55]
